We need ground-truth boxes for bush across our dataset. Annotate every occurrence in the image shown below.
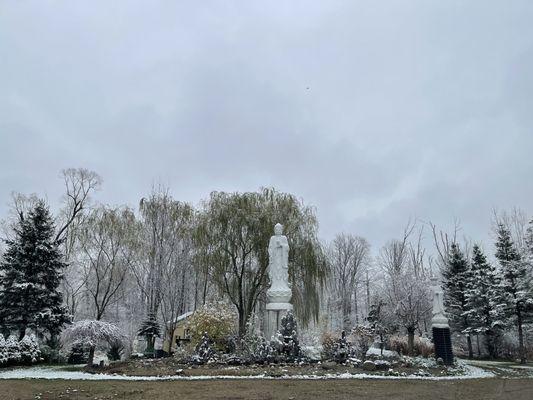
[0,334,44,366]
[351,325,374,359]
[389,334,433,357]
[6,335,21,365]
[193,332,217,364]
[107,340,124,361]
[0,336,8,366]
[270,312,301,361]
[67,342,90,364]
[19,334,40,364]
[321,331,337,360]
[321,330,355,363]
[39,344,65,364]
[187,302,236,350]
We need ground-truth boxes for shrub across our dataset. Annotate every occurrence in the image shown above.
[351,325,374,359]
[107,340,124,361]
[193,332,216,364]
[67,342,90,364]
[321,330,355,363]
[389,334,433,357]
[270,312,301,361]
[39,344,65,364]
[321,331,337,360]
[6,335,21,365]
[0,336,7,366]
[19,334,40,364]
[187,302,236,350]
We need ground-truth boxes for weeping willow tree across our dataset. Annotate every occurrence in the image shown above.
[195,188,327,336]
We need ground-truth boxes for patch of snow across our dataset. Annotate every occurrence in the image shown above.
[366,347,399,359]
[0,365,497,381]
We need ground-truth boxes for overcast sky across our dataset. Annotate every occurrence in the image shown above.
[1,1,532,250]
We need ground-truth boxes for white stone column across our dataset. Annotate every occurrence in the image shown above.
[265,302,293,340]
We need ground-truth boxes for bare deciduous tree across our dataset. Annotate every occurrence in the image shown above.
[326,233,370,330]
[79,206,135,321]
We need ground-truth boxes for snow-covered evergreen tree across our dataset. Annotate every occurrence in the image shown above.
[442,243,474,358]
[495,224,533,364]
[464,245,505,358]
[271,311,300,360]
[137,313,160,357]
[5,334,21,364]
[0,335,7,365]
[0,201,70,342]
[19,333,41,364]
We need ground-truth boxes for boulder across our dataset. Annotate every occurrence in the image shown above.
[362,360,376,371]
[321,361,337,370]
[374,360,391,370]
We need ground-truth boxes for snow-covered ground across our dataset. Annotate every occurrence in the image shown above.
[0,363,496,381]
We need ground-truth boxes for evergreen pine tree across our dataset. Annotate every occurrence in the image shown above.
[442,243,474,358]
[464,245,505,358]
[137,313,161,356]
[495,224,532,364]
[0,201,70,342]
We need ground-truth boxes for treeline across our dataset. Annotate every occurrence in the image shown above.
[0,167,531,364]
[441,220,533,363]
[0,168,327,356]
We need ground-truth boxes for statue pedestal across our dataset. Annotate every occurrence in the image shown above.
[265,302,293,341]
[430,278,453,365]
[265,288,292,340]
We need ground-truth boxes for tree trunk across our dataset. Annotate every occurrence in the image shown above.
[476,334,481,357]
[517,312,526,364]
[407,327,415,355]
[467,334,473,359]
[87,345,96,366]
[238,308,246,338]
[18,327,26,341]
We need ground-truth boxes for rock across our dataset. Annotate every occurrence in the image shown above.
[362,360,377,371]
[321,361,337,370]
[374,360,391,370]
[226,356,244,365]
[347,357,362,367]
[175,369,186,376]
[436,357,444,366]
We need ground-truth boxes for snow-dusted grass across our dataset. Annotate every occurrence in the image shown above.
[0,364,495,381]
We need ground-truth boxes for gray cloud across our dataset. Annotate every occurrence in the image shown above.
[1,0,532,251]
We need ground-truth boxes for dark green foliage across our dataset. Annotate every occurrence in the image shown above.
[137,314,161,338]
[0,201,70,340]
[495,224,532,364]
[272,311,301,360]
[464,245,505,358]
[442,244,471,332]
[138,314,160,357]
[194,332,216,363]
[442,243,474,358]
[107,340,124,361]
[67,342,90,364]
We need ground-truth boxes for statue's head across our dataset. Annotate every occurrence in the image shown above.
[274,223,283,235]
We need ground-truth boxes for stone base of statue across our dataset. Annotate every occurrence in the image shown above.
[430,276,454,365]
[432,326,454,365]
[265,288,292,340]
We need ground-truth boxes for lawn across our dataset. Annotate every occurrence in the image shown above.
[0,377,532,400]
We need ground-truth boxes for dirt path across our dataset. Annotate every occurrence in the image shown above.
[0,378,531,400]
